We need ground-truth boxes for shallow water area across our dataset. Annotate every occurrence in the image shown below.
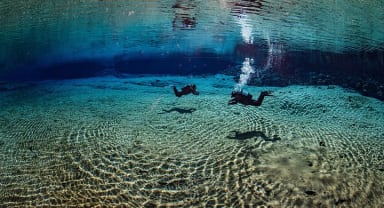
[0,75,383,207]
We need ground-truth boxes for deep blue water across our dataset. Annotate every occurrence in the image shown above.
[1,0,383,96]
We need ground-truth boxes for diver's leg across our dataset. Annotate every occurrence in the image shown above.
[173,86,182,97]
[253,91,272,106]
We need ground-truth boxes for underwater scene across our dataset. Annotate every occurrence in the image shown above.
[1,0,384,207]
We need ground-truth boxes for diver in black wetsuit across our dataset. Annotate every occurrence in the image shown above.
[173,84,199,97]
[228,90,272,106]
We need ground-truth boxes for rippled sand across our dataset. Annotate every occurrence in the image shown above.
[0,75,383,207]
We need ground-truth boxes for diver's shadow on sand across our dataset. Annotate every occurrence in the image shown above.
[160,107,196,114]
[227,130,281,142]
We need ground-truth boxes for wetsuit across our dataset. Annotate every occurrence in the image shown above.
[229,90,272,106]
[173,84,199,97]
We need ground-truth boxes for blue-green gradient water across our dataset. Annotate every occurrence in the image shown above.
[0,0,383,207]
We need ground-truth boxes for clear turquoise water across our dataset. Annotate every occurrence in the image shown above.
[0,1,384,207]
[1,75,383,207]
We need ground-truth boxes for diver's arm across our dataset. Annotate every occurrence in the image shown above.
[228,99,237,105]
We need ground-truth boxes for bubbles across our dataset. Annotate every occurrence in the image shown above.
[238,14,253,44]
[234,13,255,92]
[234,58,254,91]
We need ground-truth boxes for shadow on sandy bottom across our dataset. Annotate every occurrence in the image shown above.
[160,107,197,114]
[227,130,281,142]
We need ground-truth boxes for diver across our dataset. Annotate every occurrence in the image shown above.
[229,90,272,106]
[172,84,199,97]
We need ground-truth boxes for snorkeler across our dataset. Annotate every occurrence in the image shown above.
[172,84,199,97]
[228,90,272,106]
